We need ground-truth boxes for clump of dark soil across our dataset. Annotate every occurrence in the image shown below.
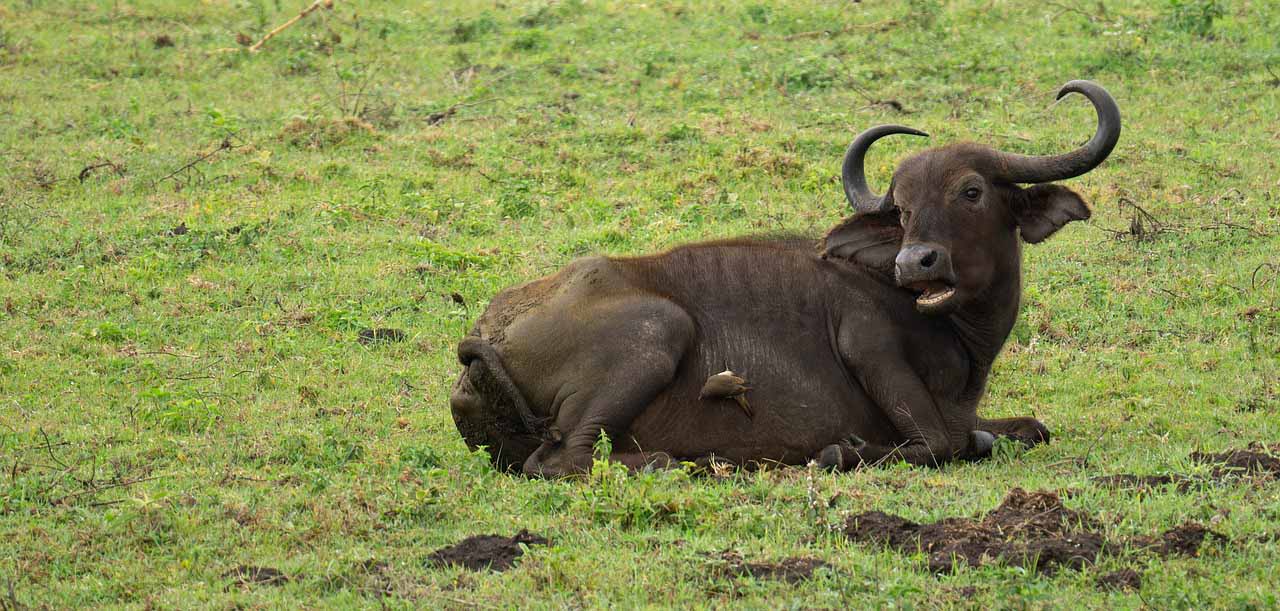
[846,489,1221,575]
[427,530,548,572]
[357,327,406,345]
[1091,474,1193,491]
[224,565,289,587]
[153,34,175,48]
[1192,443,1280,478]
[846,488,1105,574]
[709,551,831,583]
[1130,522,1220,557]
[1097,568,1142,591]
[735,557,831,583]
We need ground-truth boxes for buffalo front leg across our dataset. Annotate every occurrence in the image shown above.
[839,339,981,467]
[521,300,693,478]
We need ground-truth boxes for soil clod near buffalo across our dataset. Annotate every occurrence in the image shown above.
[1192,443,1280,478]
[709,551,831,583]
[357,327,406,345]
[845,489,1104,574]
[733,557,831,583]
[846,489,1220,575]
[427,530,548,572]
[1097,568,1142,591]
[1130,522,1221,557]
[224,565,289,588]
[1092,474,1193,491]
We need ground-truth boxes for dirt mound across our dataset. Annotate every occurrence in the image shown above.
[1192,443,1280,478]
[846,489,1220,575]
[710,551,831,583]
[1130,522,1218,557]
[846,489,1104,574]
[734,557,830,583]
[1092,442,1280,492]
[1091,474,1193,491]
[224,565,289,587]
[427,530,548,572]
[1097,568,1142,591]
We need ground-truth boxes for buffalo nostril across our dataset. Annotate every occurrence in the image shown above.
[920,250,938,268]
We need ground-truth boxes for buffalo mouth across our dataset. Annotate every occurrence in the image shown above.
[908,280,957,309]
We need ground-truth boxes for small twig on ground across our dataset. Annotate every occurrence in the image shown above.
[782,19,899,40]
[38,429,70,472]
[249,0,335,53]
[1264,64,1280,87]
[77,160,125,183]
[847,82,908,114]
[3,564,18,611]
[426,97,496,126]
[1196,221,1269,237]
[52,475,162,506]
[155,138,235,187]
[137,349,201,359]
[1253,263,1277,290]
[1044,1,1103,23]
[1079,429,1105,465]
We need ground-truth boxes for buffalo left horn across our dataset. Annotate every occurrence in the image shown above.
[992,80,1121,184]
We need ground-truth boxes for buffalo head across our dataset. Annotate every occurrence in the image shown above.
[824,80,1120,314]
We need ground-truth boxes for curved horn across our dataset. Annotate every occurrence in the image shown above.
[842,125,928,213]
[995,80,1121,183]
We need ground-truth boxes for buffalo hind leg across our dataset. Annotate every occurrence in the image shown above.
[521,300,693,478]
[522,358,681,478]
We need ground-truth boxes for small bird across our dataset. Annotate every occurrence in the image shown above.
[699,370,753,418]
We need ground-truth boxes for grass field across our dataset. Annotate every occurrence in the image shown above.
[2,0,1279,607]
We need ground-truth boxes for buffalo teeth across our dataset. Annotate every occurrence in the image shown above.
[917,287,956,306]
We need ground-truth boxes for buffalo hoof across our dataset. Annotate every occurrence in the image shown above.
[968,430,996,459]
[816,444,845,471]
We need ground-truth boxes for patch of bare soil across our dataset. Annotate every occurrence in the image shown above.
[1092,442,1280,493]
[1129,522,1218,557]
[708,551,831,583]
[846,489,1104,574]
[1192,443,1280,478]
[1091,474,1194,491]
[737,558,830,583]
[1097,568,1142,591]
[845,489,1219,575]
[427,530,548,572]
[224,565,289,588]
[357,327,406,344]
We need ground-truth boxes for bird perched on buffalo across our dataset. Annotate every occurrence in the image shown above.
[700,370,752,418]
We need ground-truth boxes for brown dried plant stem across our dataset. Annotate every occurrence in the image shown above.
[248,0,335,53]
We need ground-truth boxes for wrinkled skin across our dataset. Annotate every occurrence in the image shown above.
[451,81,1118,477]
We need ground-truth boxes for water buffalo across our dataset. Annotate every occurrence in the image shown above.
[450,80,1120,477]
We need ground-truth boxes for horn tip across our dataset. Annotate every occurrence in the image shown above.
[1055,79,1101,100]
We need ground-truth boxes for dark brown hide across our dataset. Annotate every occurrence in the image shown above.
[450,81,1118,476]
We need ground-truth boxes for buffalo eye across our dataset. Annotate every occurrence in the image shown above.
[898,208,911,227]
[963,187,982,201]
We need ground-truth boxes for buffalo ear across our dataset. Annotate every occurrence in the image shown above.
[1013,184,1091,244]
[820,209,904,274]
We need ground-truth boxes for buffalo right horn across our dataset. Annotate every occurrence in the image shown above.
[993,80,1121,184]
[842,124,928,214]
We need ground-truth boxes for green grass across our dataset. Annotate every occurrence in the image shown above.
[2,0,1279,607]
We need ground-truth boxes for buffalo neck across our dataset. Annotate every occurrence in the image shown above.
[948,241,1023,370]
